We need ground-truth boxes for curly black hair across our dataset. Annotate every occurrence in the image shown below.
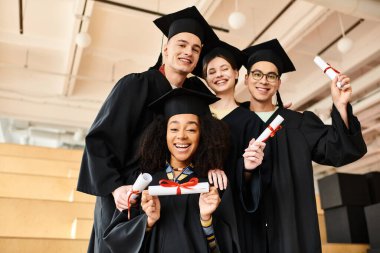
[139,114,230,177]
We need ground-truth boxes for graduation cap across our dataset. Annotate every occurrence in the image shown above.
[200,40,246,77]
[243,38,296,75]
[154,6,219,45]
[148,88,219,119]
[152,6,220,75]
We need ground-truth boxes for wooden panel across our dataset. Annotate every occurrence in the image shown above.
[0,155,79,178]
[0,237,89,253]
[322,243,369,253]
[0,198,94,239]
[319,213,327,244]
[72,218,93,239]
[0,173,94,203]
[0,143,83,162]
[316,194,324,215]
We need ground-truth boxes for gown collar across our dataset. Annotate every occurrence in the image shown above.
[165,162,194,182]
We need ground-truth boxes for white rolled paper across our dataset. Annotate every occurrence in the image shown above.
[313,56,342,88]
[128,173,153,200]
[148,182,209,196]
[256,115,284,142]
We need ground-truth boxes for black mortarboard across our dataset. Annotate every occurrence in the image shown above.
[200,40,246,76]
[243,38,296,75]
[153,6,219,45]
[148,88,219,119]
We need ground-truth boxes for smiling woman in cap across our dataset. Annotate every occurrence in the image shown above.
[201,39,269,253]
[76,6,221,253]
[103,88,241,253]
[241,38,367,253]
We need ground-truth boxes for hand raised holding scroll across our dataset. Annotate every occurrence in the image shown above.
[199,186,221,221]
[141,190,161,228]
[243,138,265,171]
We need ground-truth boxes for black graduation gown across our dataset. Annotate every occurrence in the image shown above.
[243,103,367,253]
[220,106,269,252]
[76,69,213,253]
[103,171,241,253]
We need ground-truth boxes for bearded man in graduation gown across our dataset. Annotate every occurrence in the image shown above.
[76,7,221,253]
[241,39,367,253]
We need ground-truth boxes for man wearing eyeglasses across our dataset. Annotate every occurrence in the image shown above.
[240,38,367,253]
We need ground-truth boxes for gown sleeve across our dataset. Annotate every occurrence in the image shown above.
[233,112,265,214]
[301,104,367,166]
[103,210,149,253]
[77,74,150,196]
[213,186,242,253]
[235,158,262,213]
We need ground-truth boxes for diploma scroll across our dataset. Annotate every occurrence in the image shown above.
[148,182,209,196]
[256,115,284,142]
[125,173,152,219]
[128,173,153,200]
[313,56,342,89]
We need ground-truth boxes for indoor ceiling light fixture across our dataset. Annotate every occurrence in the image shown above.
[228,0,246,30]
[337,13,353,54]
[75,32,92,48]
[74,12,92,48]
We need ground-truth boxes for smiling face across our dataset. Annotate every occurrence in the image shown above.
[163,32,202,76]
[205,56,238,95]
[245,61,281,106]
[166,113,200,169]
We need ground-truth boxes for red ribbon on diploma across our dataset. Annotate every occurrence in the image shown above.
[262,125,283,142]
[127,190,140,220]
[159,177,199,195]
[323,63,340,74]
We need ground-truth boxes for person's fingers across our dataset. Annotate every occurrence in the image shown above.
[116,202,129,211]
[212,172,218,189]
[247,142,263,151]
[248,138,256,146]
[208,170,214,185]
[283,101,292,109]
[209,186,219,195]
[339,77,350,88]
[216,173,224,190]
[243,151,257,158]
[222,172,228,189]
[259,142,266,150]
[340,82,351,91]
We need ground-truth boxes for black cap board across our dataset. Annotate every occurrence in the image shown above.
[243,38,296,75]
[200,40,246,77]
[148,88,219,119]
[153,6,219,45]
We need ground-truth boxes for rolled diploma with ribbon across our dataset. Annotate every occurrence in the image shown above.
[128,173,152,200]
[313,56,342,88]
[256,115,284,142]
[148,182,209,196]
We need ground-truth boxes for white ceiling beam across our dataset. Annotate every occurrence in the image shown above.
[196,0,223,19]
[62,0,94,97]
[265,2,330,49]
[0,95,99,128]
[301,0,380,22]
[0,32,67,51]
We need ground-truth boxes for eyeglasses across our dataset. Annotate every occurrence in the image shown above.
[250,70,279,83]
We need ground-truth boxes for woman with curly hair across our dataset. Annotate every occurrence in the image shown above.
[103,88,264,253]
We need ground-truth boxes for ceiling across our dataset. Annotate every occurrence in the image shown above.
[0,0,379,182]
